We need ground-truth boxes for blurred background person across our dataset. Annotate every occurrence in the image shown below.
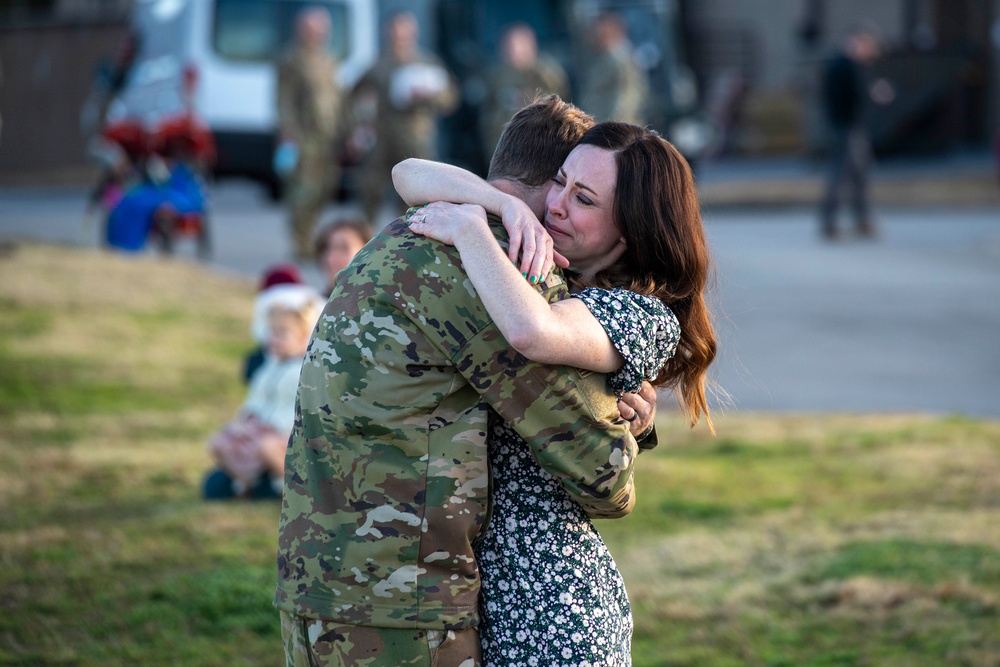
[204,292,324,501]
[313,217,372,297]
[277,7,344,260]
[244,262,309,385]
[579,11,648,125]
[818,24,891,241]
[352,11,458,223]
[479,22,569,164]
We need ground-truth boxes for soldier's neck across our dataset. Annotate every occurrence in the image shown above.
[488,179,545,221]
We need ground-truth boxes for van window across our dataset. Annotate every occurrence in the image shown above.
[212,0,349,62]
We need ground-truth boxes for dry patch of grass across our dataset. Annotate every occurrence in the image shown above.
[1,242,998,666]
[0,243,281,666]
[608,414,1000,666]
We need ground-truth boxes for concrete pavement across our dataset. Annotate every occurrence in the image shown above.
[703,206,1000,417]
[696,150,1000,208]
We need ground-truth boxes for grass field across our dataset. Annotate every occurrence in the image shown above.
[1,243,998,666]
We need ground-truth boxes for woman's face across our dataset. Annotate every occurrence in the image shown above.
[321,228,367,285]
[544,145,626,278]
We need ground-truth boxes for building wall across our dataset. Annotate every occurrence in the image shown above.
[685,0,998,153]
[685,0,907,89]
[0,21,129,179]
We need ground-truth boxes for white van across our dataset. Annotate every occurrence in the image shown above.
[108,0,377,192]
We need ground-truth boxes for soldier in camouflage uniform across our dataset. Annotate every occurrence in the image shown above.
[277,8,343,259]
[275,95,648,666]
[480,23,569,164]
[579,12,648,125]
[352,11,458,222]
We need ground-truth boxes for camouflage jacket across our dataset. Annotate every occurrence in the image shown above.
[277,47,342,141]
[352,52,458,158]
[580,43,647,125]
[480,56,570,158]
[274,217,639,630]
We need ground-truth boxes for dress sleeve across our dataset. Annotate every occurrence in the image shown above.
[576,287,681,396]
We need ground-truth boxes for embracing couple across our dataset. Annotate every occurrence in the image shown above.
[274,94,716,667]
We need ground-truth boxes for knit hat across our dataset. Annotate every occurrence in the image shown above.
[259,262,304,291]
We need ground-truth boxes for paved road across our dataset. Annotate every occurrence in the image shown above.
[2,181,998,419]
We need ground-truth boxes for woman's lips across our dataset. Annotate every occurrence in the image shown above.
[545,221,569,239]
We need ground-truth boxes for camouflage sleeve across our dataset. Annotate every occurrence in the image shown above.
[434,235,639,520]
[379,218,638,518]
[453,304,638,519]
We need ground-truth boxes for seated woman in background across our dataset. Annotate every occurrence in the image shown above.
[313,217,372,296]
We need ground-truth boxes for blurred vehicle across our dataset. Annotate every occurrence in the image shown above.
[435,0,712,174]
[107,0,377,197]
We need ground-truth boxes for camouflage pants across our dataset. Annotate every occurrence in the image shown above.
[280,611,481,667]
[287,137,339,259]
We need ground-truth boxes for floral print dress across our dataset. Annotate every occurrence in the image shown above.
[476,288,681,667]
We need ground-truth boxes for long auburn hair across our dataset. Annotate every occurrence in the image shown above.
[576,122,717,431]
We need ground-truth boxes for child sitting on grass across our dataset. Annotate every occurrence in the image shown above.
[203,294,323,500]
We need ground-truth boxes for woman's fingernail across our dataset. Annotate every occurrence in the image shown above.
[522,272,528,279]
[530,275,537,284]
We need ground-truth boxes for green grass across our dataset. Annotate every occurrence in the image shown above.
[1,243,999,666]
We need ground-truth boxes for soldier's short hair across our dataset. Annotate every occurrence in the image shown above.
[487,94,594,187]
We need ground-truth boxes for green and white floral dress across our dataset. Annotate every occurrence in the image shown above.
[476,287,680,667]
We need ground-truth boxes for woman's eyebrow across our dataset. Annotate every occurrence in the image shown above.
[560,167,600,197]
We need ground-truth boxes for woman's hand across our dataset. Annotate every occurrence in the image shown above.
[498,197,569,284]
[407,202,489,246]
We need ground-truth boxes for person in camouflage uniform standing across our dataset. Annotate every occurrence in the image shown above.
[480,23,569,164]
[277,7,343,259]
[352,11,458,222]
[275,95,653,666]
[579,12,648,125]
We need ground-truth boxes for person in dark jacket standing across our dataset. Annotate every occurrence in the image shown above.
[819,26,885,240]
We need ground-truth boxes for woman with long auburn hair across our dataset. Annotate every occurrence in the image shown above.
[575,121,716,430]
[395,120,716,666]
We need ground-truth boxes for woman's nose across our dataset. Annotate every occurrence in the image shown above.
[548,191,567,218]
